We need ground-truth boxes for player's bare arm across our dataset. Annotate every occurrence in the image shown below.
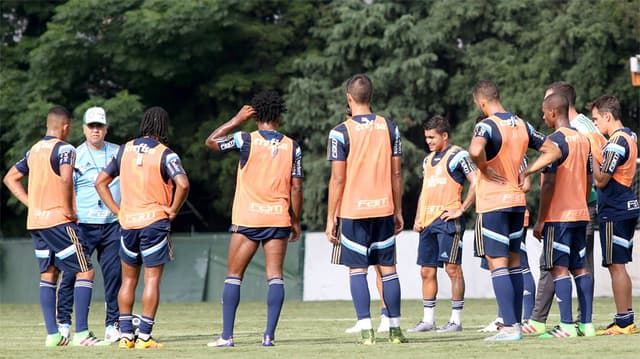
[204,105,256,151]
[391,156,404,234]
[534,172,556,240]
[165,173,190,221]
[413,189,424,232]
[468,136,505,184]
[3,167,28,207]
[326,160,346,243]
[442,170,476,222]
[95,171,120,215]
[591,157,612,188]
[289,177,303,242]
[59,162,77,221]
[520,139,562,179]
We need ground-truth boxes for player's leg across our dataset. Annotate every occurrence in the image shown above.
[507,212,523,325]
[567,224,594,336]
[437,218,464,332]
[97,222,122,341]
[373,265,389,332]
[56,270,74,338]
[519,238,536,323]
[262,233,289,346]
[117,227,142,348]
[32,229,64,344]
[408,226,437,333]
[208,231,259,347]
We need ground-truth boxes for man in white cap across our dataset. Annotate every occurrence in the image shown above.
[57,107,123,342]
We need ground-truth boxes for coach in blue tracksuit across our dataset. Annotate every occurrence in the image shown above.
[57,107,122,342]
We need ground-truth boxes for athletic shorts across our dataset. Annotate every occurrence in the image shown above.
[474,210,525,258]
[120,219,173,267]
[599,218,636,266]
[541,221,587,270]
[480,228,530,271]
[78,221,121,256]
[336,215,396,268]
[30,222,92,273]
[417,217,464,267]
[229,224,291,241]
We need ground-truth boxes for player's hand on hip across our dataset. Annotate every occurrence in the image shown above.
[413,221,423,232]
[234,105,256,124]
[163,206,177,221]
[290,221,301,242]
[62,209,77,222]
[326,217,338,244]
[394,212,404,235]
[441,208,463,221]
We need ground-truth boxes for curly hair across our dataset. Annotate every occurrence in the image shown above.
[140,106,170,145]
[251,90,287,123]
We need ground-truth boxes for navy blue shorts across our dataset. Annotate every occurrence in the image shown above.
[480,228,530,271]
[599,218,636,266]
[541,222,587,270]
[336,215,396,268]
[78,221,121,255]
[31,222,92,273]
[230,225,291,241]
[120,219,173,267]
[474,210,525,258]
[417,217,464,267]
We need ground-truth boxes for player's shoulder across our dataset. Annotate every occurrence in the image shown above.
[329,123,348,144]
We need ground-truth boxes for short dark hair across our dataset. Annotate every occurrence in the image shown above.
[251,90,287,124]
[543,93,569,118]
[546,81,576,106]
[48,105,72,120]
[587,95,621,120]
[472,80,500,101]
[347,74,373,104]
[140,106,170,145]
[423,115,450,135]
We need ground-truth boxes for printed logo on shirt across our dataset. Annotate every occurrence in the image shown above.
[250,202,284,215]
[627,200,639,211]
[219,140,236,151]
[357,197,389,210]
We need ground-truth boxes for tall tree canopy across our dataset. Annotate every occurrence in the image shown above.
[1,0,638,236]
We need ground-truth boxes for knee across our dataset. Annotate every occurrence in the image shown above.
[445,265,462,280]
[76,268,95,281]
[421,267,436,281]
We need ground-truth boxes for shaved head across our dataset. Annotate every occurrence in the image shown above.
[472,80,500,102]
[46,105,72,130]
[542,93,569,118]
[347,74,373,104]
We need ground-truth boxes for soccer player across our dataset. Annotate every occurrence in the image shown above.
[589,95,639,335]
[520,93,595,338]
[523,81,606,335]
[408,115,476,333]
[326,74,406,345]
[56,107,122,342]
[468,80,545,341]
[204,91,303,347]
[95,107,190,349]
[3,106,108,347]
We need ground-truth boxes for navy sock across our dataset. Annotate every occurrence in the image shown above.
[265,277,285,339]
[615,312,633,328]
[221,276,242,340]
[380,307,389,317]
[119,314,134,339]
[553,276,573,324]
[381,273,401,319]
[574,273,593,323]
[491,267,517,325]
[74,279,93,332]
[522,269,536,321]
[40,280,58,334]
[138,315,155,340]
[509,267,523,322]
[349,272,370,320]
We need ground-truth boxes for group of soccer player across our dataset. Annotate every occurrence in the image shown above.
[3,74,638,349]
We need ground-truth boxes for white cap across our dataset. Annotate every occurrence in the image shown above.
[83,107,107,125]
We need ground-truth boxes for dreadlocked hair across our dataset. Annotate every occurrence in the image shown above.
[250,90,287,124]
[140,106,170,145]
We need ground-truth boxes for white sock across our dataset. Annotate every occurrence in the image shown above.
[450,309,462,325]
[357,318,373,330]
[388,317,401,328]
[423,306,435,324]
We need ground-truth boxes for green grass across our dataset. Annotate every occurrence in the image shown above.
[0,298,638,358]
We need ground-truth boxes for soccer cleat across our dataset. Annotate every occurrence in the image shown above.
[105,324,121,342]
[345,321,362,333]
[521,319,546,334]
[388,327,408,344]
[207,336,235,347]
[484,324,522,341]
[377,315,390,333]
[478,319,502,333]
[407,321,436,333]
[596,322,639,335]
[262,335,275,347]
[58,323,71,339]
[436,322,462,332]
[539,323,578,338]
[359,329,375,345]
[577,323,596,337]
[135,337,164,349]
[118,337,135,349]
[71,330,111,346]
[45,332,69,347]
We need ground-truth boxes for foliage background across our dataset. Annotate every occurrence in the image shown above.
[1,0,639,236]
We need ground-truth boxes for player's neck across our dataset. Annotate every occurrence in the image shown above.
[554,117,570,130]
[568,107,579,121]
[350,104,372,117]
[607,122,624,135]
[257,122,278,131]
[45,129,64,140]
[485,102,506,116]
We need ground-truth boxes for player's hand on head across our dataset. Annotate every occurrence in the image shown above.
[235,105,256,123]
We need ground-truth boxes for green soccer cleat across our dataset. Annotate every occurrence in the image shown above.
[388,327,408,344]
[539,323,578,338]
[71,330,112,346]
[45,332,69,347]
[359,329,375,345]
[521,319,546,334]
[577,323,596,337]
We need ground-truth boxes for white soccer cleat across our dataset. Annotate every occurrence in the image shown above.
[58,323,71,339]
[478,317,502,332]
[345,321,363,333]
[377,315,390,333]
[105,324,121,342]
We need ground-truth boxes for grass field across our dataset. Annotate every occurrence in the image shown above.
[1,297,638,358]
